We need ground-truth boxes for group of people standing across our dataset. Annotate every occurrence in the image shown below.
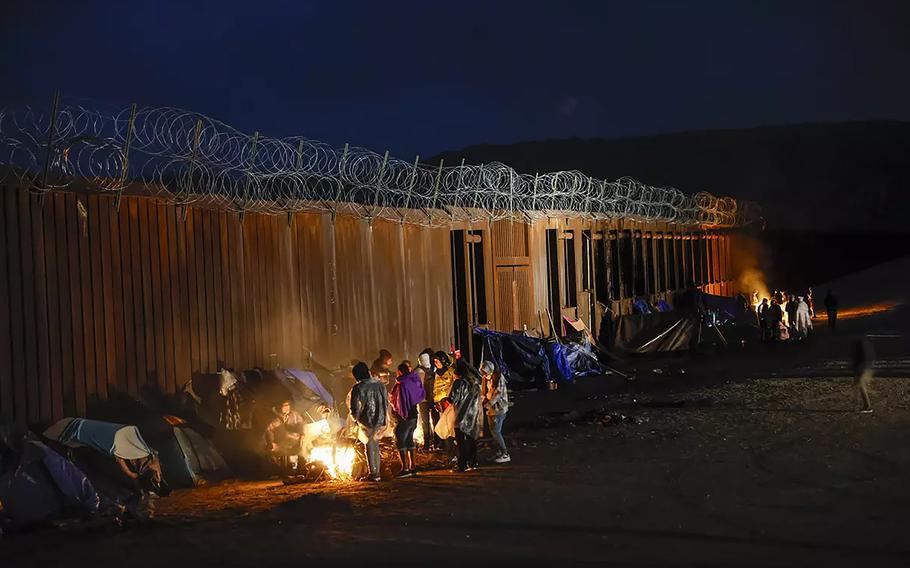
[752,287,842,342]
[755,288,815,342]
[348,349,511,482]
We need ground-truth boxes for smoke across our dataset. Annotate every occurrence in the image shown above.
[738,267,770,305]
[730,233,771,304]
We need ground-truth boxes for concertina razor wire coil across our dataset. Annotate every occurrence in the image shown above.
[0,100,761,228]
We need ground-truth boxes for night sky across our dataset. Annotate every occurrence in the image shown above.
[3,0,909,158]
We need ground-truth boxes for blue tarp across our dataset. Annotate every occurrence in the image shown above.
[545,341,573,383]
[474,327,551,389]
[286,368,334,408]
[475,328,610,388]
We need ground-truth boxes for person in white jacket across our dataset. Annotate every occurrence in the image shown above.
[794,296,813,340]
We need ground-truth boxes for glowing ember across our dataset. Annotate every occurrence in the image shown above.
[308,445,356,479]
[812,302,899,321]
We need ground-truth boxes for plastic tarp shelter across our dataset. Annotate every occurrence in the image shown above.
[474,327,551,389]
[43,418,154,460]
[613,290,759,354]
[619,314,701,354]
[284,368,335,409]
[549,333,611,381]
[0,440,99,528]
[475,327,611,387]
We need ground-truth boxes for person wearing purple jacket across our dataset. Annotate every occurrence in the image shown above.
[390,361,426,477]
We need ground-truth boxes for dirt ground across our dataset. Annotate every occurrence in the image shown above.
[5,308,910,567]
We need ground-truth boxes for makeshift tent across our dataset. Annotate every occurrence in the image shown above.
[617,313,702,353]
[43,417,170,514]
[154,416,230,487]
[0,440,99,528]
[612,290,759,354]
[44,418,154,460]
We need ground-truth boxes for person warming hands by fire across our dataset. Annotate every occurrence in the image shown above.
[266,399,305,473]
[349,361,389,482]
[371,349,393,387]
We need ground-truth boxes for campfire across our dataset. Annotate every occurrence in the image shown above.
[301,415,425,481]
[300,418,356,480]
[308,445,357,479]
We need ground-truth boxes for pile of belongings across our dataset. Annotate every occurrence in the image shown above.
[182,369,253,431]
[474,327,614,389]
[0,420,99,531]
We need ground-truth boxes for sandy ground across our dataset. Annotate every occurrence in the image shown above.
[5,306,910,566]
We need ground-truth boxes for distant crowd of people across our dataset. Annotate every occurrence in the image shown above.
[348,350,511,482]
[743,287,841,342]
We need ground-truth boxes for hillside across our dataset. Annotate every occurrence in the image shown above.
[430,121,910,234]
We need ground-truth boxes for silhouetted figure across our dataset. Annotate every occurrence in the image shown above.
[853,336,875,413]
[785,297,799,338]
[824,290,839,330]
[768,300,783,341]
[758,298,770,342]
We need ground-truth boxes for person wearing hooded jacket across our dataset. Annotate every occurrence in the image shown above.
[432,351,455,405]
[481,360,510,463]
[417,348,439,451]
[450,360,483,472]
[390,361,426,477]
[432,351,457,458]
[348,361,388,481]
[794,296,813,340]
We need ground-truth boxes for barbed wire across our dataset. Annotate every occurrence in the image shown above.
[0,99,761,228]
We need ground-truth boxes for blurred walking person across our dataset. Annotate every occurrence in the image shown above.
[481,361,511,463]
[824,290,839,330]
[348,361,388,481]
[853,336,875,414]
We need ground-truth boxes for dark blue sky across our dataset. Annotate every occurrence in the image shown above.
[3,0,909,157]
